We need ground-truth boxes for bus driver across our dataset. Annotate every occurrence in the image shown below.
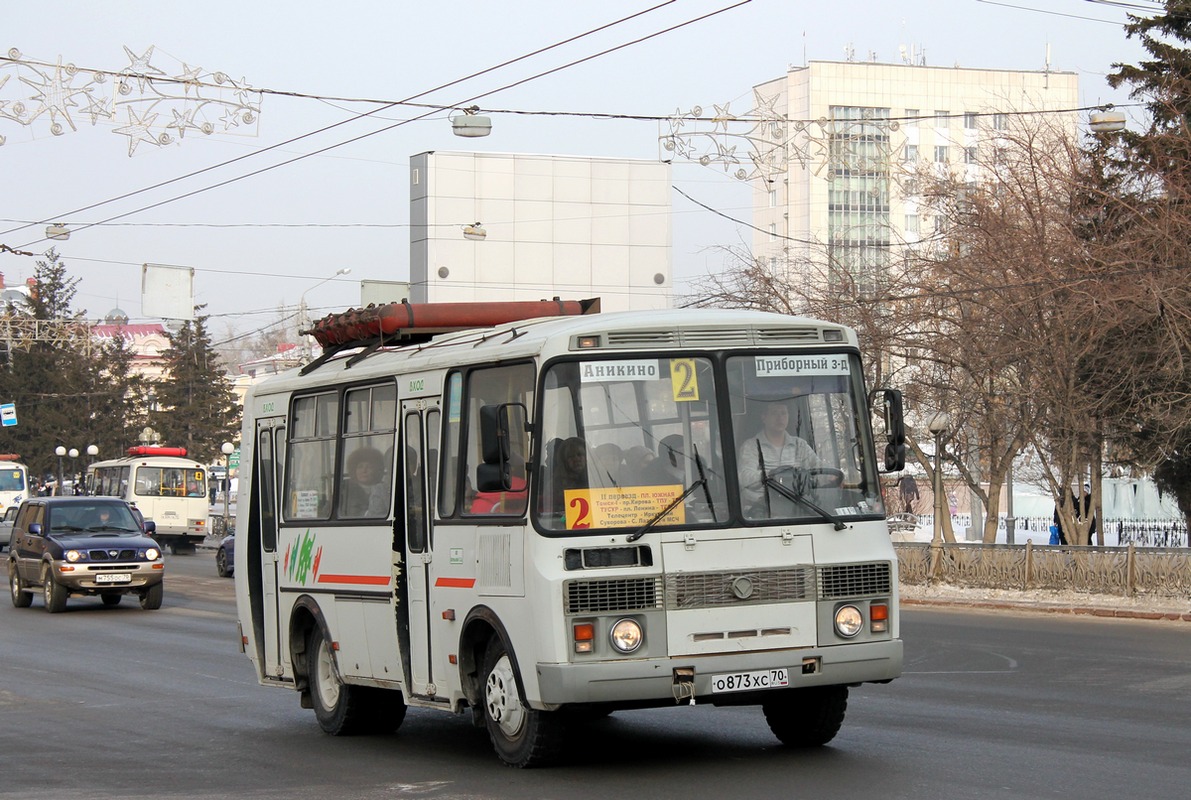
[738,401,823,508]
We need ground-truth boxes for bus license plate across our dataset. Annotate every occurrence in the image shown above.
[710,668,789,693]
[95,573,131,584]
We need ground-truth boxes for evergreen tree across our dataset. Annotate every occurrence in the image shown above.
[0,250,98,485]
[151,308,240,463]
[1107,1,1191,527]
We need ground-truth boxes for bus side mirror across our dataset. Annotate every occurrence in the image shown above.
[478,403,528,491]
[871,389,906,472]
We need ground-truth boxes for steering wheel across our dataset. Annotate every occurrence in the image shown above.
[768,465,845,490]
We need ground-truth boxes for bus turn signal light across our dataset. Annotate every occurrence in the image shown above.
[573,622,594,653]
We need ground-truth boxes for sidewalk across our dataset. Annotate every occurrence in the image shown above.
[900,582,1191,622]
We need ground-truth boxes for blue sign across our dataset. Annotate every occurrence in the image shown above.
[0,403,15,427]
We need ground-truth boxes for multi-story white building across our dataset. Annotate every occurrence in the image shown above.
[410,152,672,311]
[750,60,1079,289]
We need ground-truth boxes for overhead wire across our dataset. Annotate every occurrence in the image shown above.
[4,0,751,249]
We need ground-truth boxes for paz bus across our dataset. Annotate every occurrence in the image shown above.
[234,299,907,767]
[0,455,30,513]
[88,446,209,552]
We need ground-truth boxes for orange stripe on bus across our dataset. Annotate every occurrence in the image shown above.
[316,574,392,586]
[435,577,476,588]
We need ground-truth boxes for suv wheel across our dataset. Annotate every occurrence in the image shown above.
[140,582,163,610]
[42,566,68,613]
[9,562,32,608]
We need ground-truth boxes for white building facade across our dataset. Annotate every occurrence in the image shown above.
[410,152,672,311]
[751,61,1079,288]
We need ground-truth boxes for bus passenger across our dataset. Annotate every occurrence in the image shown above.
[547,437,588,515]
[340,446,389,518]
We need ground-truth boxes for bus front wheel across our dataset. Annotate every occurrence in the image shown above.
[480,638,563,768]
[307,628,406,735]
[762,685,848,747]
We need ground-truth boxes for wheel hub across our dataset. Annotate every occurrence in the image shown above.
[485,654,525,738]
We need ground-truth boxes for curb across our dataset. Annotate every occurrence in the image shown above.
[901,596,1191,622]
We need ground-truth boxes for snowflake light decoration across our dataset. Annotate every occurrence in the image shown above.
[662,88,900,182]
[0,46,261,156]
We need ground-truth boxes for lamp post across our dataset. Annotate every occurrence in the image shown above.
[85,445,98,495]
[220,442,235,535]
[299,268,351,360]
[54,445,66,496]
[927,413,950,545]
[67,448,79,493]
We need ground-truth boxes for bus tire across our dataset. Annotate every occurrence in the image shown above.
[9,563,32,608]
[42,566,68,613]
[761,685,848,747]
[307,627,394,735]
[140,583,163,610]
[480,638,563,768]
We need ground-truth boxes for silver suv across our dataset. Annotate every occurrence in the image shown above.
[7,497,164,612]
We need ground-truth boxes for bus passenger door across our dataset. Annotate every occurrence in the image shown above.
[401,403,438,696]
[253,421,286,676]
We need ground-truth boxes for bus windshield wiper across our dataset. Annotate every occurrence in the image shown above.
[627,446,714,542]
[760,473,848,531]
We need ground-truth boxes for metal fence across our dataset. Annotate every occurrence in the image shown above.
[912,514,1188,548]
[895,541,1191,599]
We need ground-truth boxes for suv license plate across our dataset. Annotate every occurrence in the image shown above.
[95,573,131,584]
[710,668,790,693]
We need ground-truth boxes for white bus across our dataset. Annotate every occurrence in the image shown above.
[235,300,907,767]
[89,446,209,552]
[0,455,30,514]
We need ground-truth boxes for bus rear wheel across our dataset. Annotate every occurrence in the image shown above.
[480,638,563,768]
[307,628,406,735]
[761,685,848,747]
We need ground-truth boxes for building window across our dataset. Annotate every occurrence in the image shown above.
[963,112,978,129]
[905,214,919,235]
[964,146,978,164]
[903,144,918,163]
[768,188,777,208]
[935,145,949,164]
[934,110,949,127]
[769,223,777,242]
[905,108,920,125]
[993,113,1008,131]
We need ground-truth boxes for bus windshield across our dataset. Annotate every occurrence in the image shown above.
[727,352,884,523]
[0,467,25,491]
[535,351,885,532]
[537,356,729,532]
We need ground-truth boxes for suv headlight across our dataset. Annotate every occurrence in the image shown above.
[65,549,83,563]
[144,548,160,561]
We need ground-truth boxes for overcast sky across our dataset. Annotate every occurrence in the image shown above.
[0,0,1149,345]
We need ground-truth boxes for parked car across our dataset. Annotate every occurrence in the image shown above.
[0,506,17,552]
[215,531,234,578]
[7,497,164,612]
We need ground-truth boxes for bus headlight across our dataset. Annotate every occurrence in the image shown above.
[834,605,863,638]
[609,618,643,653]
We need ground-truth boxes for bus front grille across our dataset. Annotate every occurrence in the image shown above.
[816,562,892,599]
[665,566,815,609]
[565,577,664,614]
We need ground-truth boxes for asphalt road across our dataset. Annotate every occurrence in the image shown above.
[1,551,1187,800]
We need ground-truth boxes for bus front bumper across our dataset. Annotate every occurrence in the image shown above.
[534,638,902,707]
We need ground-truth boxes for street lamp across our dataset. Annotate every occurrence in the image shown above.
[86,445,98,495]
[54,445,66,496]
[67,448,79,493]
[220,442,235,535]
[927,413,950,545]
[299,267,352,360]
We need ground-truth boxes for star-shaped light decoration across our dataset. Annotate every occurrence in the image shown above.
[18,58,83,133]
[166,106,200,139]
[112,106,160,156]
[174,63,203,96]
[121,46,166,93]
